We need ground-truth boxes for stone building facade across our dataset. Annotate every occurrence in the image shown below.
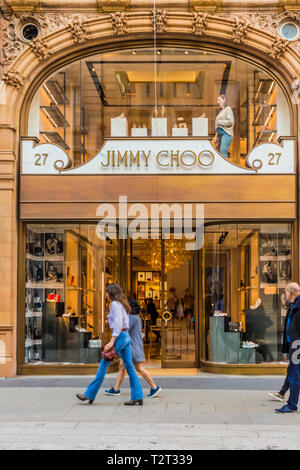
[0,0,300,377]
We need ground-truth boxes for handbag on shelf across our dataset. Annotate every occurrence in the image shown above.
[101,345,116,362]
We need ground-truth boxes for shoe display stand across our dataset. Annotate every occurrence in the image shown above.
[25,228,65,363]
[209,316,255,364]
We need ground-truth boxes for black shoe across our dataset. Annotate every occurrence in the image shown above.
[124,399,143,406]
[76,393,94,404]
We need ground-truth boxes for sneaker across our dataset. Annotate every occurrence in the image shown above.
[147,386,162,398]
[275,404,297,413]
[268,392,284,402]
[105,387,120,395]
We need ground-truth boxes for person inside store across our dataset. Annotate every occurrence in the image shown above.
[275,282,300,413]
[213,94,234,159]
[105,296,162,399]
[147,297,160,342]
[166,287,178,318]
[76,283,144,406]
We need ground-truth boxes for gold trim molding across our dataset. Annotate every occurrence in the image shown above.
[190,0,222,12]
[281,0,300,10]
[97,0,130,12]
[2,0,40,11]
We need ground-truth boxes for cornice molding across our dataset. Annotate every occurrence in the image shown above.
[281,0,300,11]
[2,0,40,11]
[97,0,130,12]
[190,0,221,12]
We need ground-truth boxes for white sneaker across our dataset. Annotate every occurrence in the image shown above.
[267,392,284,402]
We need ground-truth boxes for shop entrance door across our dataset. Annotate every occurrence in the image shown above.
[126,235,198,368]
[161,238,198,368]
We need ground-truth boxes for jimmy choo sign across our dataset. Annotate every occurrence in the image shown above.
[21,137,295,175]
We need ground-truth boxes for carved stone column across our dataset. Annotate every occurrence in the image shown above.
[0,123,17,377]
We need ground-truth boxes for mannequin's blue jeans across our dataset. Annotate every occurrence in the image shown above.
[84,331,144,401]
[217,127,233,159]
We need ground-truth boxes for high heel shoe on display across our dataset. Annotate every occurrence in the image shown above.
[124,399,143,406]
[76,393,94,404]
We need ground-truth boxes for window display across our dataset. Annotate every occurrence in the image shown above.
[29,47,291,168]
[205,223,292,364]
[25,225,117,364]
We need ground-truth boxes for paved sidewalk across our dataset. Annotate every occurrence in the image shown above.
[0,376,299,450]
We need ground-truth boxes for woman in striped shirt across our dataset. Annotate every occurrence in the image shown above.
[76,283,144,406]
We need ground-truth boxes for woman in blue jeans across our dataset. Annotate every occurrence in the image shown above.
[76,283,144,406]
[213,94,234,159]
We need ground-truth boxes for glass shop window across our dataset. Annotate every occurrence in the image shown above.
[25,224,119,364]
[204,223,292,364]
[28,47,291,169]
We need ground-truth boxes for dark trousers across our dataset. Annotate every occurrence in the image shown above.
[287,353,300,411]
[279,374,289,396]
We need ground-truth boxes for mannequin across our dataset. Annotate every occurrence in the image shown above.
[213,95,234,159]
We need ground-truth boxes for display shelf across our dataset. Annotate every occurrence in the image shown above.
[26,282,64,289]
[25,228,65,365]
[260,255,291,261]
[26,253,64,262]
[253,73,277,146]
[26,311,43,318]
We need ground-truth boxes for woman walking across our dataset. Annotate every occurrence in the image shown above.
[76,283,144,406]
[105,297,161,398]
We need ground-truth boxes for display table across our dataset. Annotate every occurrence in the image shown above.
[209,316,255,364]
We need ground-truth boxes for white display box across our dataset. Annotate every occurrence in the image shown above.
[172,127,188,137]
[111,117,128,137]
[151,118,167,136]
[131,128,148,137]
[192,117,208,137]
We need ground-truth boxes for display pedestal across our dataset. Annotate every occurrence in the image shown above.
[209,316,255,364]
[172,128,188,137]
[152,118,167,136]
[192,117,208,136]
[131,128,148,137]
[111,117,128,137]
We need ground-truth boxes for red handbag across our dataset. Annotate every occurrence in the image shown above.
[101,345,116,362]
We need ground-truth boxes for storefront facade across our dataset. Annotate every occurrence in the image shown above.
[0,0,300,376]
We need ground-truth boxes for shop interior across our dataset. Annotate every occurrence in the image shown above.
[28,47,291,169]
[24,223,292,368]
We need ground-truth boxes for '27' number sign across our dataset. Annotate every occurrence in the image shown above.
[34,153,48,166]
[268,152,281,165]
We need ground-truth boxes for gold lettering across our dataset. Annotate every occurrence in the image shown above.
[198,150,214,167]
[180,150,197,167]
[156,150,169,167]
[171,151,180,167]
[101,151,110,167]
[130,151,140,167]
[142,150,151,167]
[117,151,128,167]
[112,150,115,167]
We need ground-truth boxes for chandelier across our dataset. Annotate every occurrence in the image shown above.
[139,239,191,271]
